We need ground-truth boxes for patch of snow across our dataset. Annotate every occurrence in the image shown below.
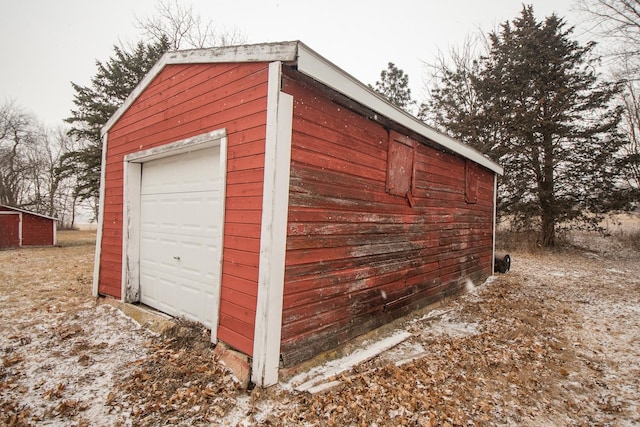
[1,303,152,425]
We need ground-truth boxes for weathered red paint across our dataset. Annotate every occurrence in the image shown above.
[279,72,495,365]
[0,213,20,248]
[0,206,55,248]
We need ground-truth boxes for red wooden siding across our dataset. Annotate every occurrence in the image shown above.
[98,62,270,356]
[0,206,55,248]
[0,213,20,248]
[280,74,495,366]
[21,214,54,246]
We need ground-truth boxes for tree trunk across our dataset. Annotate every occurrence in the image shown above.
[541,209,556,247]
[540,132,556,247]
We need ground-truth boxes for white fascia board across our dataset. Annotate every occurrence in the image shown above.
[252,61,294,387]
[101,42,299,136]
[163,41,298,65]
[295,42,503,176]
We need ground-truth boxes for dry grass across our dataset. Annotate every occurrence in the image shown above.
[497,212,640,253]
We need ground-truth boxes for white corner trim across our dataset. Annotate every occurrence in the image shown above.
[492,174,498,274]
[295,42,503,175]
[213,134,228,344]
[121,129,228,330]
[252,61,294,387]
[52,219,57,246]
[92,132,109,297]
[18,212,23,247]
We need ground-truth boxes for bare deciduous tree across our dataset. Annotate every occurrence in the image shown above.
[1,101,79,227]
[619,69,640,190]
[136,0,247,50]
[579,0,640,200]
[26,127,80,227]
[0,101,38,207]
[576,0,640,69]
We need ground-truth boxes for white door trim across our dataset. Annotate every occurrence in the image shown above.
[252,61,294,387]
[122,128,228,343]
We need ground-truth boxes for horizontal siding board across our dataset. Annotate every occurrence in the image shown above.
[220,286,257,310]
[222,260,258,283]
[291,117,387,170]
[226,182,264,198]
[222,273,258,298]
[223,248,260,268]
[224,222,261,239]
[226,168,264,185]
[224,209,262,225]
[224,234,261,253]
[225,195,263,210]
[283,75,388,146]
[217,325,253,356]
[219,299,256,328]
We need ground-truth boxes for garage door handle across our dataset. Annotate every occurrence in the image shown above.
[173,256,181,261]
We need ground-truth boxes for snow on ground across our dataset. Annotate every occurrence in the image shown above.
[2,228,640,426]
[0,236,153,426]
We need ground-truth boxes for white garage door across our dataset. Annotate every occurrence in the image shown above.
[139,147,221,328]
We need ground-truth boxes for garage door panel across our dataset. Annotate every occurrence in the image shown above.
[141,232,218,274]
[141,150,220,195]
[139,146,221,329]
[141,193,220,238]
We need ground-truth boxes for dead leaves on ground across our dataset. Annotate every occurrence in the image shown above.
[111,320,242,426]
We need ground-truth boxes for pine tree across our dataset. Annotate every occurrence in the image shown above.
[371,62,414,111]
[427,6,625,246]
[62,36,171,208]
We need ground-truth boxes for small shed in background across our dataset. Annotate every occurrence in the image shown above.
[93,41,503,386]
[0,205,57,249]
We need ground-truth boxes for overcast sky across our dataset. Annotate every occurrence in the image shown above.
[0,1,583,127]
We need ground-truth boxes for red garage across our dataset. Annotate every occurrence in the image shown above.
[0,205,57,249]
[93,41,503,386]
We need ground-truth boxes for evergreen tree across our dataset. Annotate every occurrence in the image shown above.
[371,62,414,112]
[63,36,171,209]
[427,6,625,246]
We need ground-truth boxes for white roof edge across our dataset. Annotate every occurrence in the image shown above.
[101,41,299,135]
[100,40,502,175]
[0,205,58,221]
[295,42,503,175]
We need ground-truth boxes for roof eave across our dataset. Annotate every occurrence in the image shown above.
[0,205,59,221]
[295,42,503,175]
